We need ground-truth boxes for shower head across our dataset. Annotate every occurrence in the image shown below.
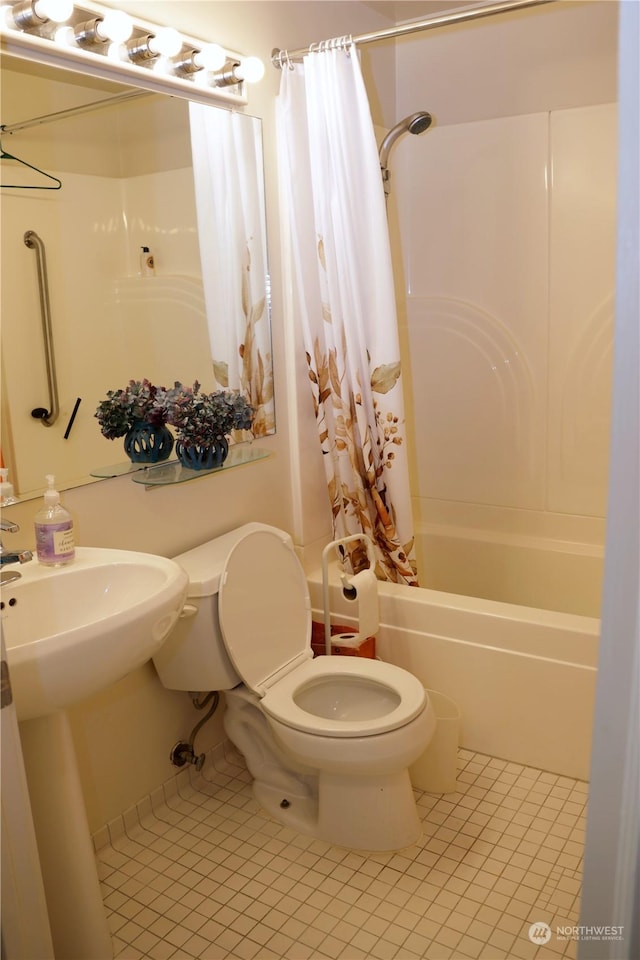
[379,111,433,168]
[379,111,432,197]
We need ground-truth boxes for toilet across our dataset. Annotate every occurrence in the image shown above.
[153,522,436,851]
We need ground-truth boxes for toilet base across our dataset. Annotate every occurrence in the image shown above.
[225,686,425,852]
[317,768,422,851]
[255,768,421,852]
[253,779,319,837]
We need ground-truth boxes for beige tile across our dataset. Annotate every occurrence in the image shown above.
[98,750,584,960]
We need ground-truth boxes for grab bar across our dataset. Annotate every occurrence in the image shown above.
[24,229,59,427]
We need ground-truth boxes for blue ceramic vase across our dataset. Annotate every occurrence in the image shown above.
[124,421,174,464]
[176,437,229,471]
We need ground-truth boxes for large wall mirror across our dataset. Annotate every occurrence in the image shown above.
[1,54,274,501]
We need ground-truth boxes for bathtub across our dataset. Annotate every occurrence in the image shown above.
[415,520,604,619]
[307,567,598,781]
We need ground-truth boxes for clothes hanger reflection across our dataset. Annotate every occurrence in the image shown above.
[0,125,62,190]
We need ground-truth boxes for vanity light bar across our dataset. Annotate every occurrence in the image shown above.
[0,0,264,107]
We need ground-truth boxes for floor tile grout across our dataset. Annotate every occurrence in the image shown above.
[96,747,585,960]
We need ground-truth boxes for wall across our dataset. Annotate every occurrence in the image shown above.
[2,0,397,833]
[394,0,618,127]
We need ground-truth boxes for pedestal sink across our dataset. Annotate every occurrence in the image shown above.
[2,546,189,721]
[1,547,188,959]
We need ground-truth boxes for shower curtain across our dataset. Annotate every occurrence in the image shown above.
[277,43,418,585]
[189,103,275,436]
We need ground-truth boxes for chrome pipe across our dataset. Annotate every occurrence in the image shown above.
[24,230,60,427]
[2,92,150,135]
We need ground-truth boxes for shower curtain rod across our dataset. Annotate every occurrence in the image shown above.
[272,0,556,67]
[2,90,151,135]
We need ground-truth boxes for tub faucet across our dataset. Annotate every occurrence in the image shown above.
[0,519,33,566]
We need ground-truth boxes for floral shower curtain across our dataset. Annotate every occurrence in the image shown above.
[189,103,275,436]
[277,43,418,585]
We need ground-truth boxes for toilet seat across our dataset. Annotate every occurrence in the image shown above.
[261,656,427,738]
[218,528,426,738]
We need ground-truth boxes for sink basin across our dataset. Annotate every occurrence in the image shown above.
[1,547,188,721]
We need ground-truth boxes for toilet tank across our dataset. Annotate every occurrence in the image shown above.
[152,523,289,692]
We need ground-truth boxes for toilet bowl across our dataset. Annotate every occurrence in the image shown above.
[153,522,436,851]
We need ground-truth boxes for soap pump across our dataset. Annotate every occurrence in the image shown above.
[34,474,75,566]
[0,468,18,505]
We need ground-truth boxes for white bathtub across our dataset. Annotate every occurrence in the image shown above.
[308,568,598,781]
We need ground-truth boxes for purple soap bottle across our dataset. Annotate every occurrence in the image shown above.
[34,475,75,566]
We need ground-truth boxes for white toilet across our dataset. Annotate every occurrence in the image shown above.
[153,522,436,851]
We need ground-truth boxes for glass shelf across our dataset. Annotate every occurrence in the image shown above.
[90,461,148,479]
[90,443,270,486]
[130,443,270,487]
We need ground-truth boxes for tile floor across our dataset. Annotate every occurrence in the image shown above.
[94,746,587,960]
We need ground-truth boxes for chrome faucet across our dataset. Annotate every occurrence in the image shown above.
[0,519,33,566]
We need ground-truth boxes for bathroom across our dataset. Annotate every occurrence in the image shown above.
[1,0,637,958]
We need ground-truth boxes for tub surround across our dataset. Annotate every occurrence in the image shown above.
[397,103,615,611]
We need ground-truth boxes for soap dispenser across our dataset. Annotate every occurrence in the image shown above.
[34,475,75,566]
[0,468,18,505]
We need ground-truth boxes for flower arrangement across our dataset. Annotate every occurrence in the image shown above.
[95,379,254,469]
[95,378,167,439]
[156,381,255,448]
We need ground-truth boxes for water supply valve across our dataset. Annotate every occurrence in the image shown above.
[169,740,205,771]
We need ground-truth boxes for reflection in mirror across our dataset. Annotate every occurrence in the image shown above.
[0,56,274,501]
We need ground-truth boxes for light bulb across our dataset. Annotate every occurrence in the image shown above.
[193,43,226,72]
[234,56,265,84]
[54,23,75,45]
[97,11,132,44]
[107,40,129,62]
[34,0,73,22]
[1,4,18,28]
[152,56,174,76]
[148,27,182,58]
[193,69,213,87]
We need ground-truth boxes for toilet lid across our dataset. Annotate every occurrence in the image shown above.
[218,528,312,696]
